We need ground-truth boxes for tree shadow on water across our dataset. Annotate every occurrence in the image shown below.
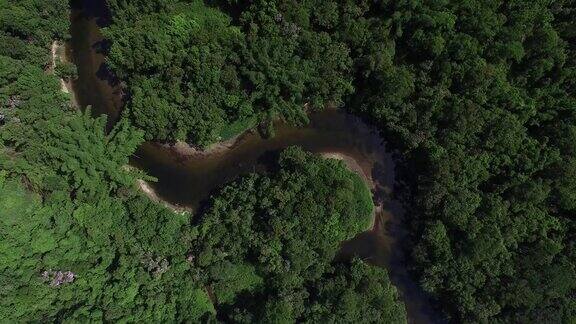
[96,63,120,87]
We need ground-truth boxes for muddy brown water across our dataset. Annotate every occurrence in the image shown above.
[68,2,444,323]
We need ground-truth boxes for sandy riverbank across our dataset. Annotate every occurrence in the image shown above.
[133,148,379,222]
[166,129,256,157]
[321,152,380,230]
[321,152,373,188]
[51,41,78,105]
[136,179,192,214]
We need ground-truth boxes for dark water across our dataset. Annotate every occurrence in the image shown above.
[68,3,444,323]
[131,110,391,209]
[69,6,122,129]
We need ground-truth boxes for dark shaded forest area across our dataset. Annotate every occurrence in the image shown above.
[1,0,576,323]
[104,0,576,321]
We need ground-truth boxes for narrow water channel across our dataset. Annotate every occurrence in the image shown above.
[68,2,444,323]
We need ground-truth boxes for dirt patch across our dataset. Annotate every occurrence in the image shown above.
[321,152,379,230]
[321,152,373,188]
[51,41,69,93]
[167,132,250,157]
[136,179,192,215]
[50,41,78,106]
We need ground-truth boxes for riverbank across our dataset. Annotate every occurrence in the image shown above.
[50,41,77,103]
[69,13,123,130]
[136,179,192,215]
[321,152,382,231]
[167,133,247,157]
[321,152,372,188]
[134,148,378,220]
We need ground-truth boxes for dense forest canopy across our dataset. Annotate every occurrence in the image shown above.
[346,1,576,322]
[2,0,576,322]
[0,2,213,318]
[192,147,405,322]
[0,1,405,319]
[103,0,356,145]
[102,0,576,322]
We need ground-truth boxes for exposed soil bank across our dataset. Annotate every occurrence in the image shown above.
[321,152,378,229]
[50,41,68,93]
[50,41,77,105]
[136,179,191,214]
[166,132,247,157]
[321,152,373,189]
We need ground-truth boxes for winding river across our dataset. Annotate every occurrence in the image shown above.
[68,2,444,323]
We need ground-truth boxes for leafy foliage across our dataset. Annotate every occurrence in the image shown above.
[0,1,213,321]
[105,0,575,321]
[104,0,354,145]
[192,147,404,322]
[4,0,576,322]
[305,258,407,324]
[338,0,576,322]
